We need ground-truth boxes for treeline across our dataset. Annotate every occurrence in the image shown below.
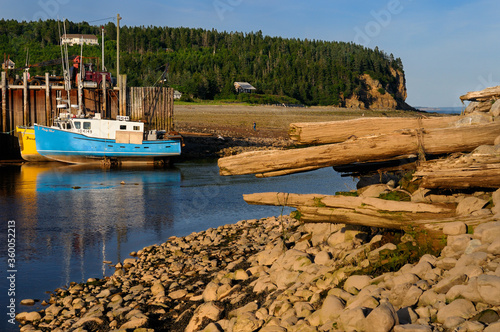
[0,19,405,106]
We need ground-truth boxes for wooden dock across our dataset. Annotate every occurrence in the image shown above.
[0,72,174,135]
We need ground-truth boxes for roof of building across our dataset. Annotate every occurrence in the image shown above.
[234,82,256,90]
[62,34,98,40]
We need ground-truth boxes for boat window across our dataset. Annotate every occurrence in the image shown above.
[74,121,81,129]
[120,125,127,130]
[83,122,91,129]
[57,123,61,128]
[133,126,140,131]
[67,122,72,129]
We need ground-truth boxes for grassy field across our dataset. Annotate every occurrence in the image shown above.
[173,103,433,138]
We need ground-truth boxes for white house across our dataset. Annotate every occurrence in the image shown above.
[173,90,182,99]
[61,34,99,46]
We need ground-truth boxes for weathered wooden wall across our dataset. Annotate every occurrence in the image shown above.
[0,72,174,135]
[128,87,174,132]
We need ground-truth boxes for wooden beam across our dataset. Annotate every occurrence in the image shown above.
[243,192,456,232]
[219,123,500,177]
[414,156,500,189]
[243,192,452,214]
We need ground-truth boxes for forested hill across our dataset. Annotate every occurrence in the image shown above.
[0,19,412,109]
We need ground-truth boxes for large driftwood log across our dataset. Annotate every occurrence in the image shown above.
[219,123,500,177]
[243,192,451,213]
[243,192,457,232]
[460,85,500,102]
[289,116,458,145]
[414,156,500,189]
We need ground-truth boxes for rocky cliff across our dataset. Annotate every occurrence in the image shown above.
[345,68,414,110]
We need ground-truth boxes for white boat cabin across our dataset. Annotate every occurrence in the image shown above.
[54,113,145,143]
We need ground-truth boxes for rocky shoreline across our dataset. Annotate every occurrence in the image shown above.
[175,135,292,160]
[15,187,500,332]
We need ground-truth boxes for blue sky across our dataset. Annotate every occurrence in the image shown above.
[2,0,499,107]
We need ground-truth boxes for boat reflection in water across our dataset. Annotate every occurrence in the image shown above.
[2,162,181,309]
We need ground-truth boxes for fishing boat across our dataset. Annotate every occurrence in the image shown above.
[34,113,182,165]
[16,126,51,162]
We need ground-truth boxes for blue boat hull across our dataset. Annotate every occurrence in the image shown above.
[34,125,181,164]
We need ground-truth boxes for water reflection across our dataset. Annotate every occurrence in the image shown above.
[0,163,182,320]
[0,161,356,332]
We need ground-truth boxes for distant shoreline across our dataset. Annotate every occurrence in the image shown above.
[416,106,464,114]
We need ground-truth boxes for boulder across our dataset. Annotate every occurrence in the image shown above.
[16,311,42,323]
[303,223,343,246]
[228,312,264,332]
[72,316,105,329]
[442,222,467,236]
[151,281,165,297]
[465,101,492,114]
[490,99,500,117]
[481,225,500,244]
[186,302,223,332]
[318,295,344,323]
[256,239,286,266]
[456,197,488,215]
[434,274,468,294]
[477,275,500,305]
[485,322,500,332]
[436,299,476,323]
[314,250,331,265]
[202,282,219,302]
[339,307,366,332]
[20,299,35,306]
[364,303,398,332]
[344,275,372,294]
[393,324,432,332]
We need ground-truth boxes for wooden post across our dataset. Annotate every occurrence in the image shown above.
[1,71,6,132]
[120,74,127,116]
[102,73,107,117]
[168,87,174,132]
[77,73,83,116]
[45,73,51,126]
[23,71,28,126]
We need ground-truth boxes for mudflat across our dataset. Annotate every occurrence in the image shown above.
[173,104,426,139]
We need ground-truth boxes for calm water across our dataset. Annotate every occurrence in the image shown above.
[0,161,357,330]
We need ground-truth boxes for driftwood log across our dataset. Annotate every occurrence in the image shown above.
[414,155,500,189]
[289,116,458,145]
[219,123,500,177]
[243,192,462,233]
[460,85,500,102]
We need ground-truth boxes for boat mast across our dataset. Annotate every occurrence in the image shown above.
[77,39,83,117]
[59,20,71,112]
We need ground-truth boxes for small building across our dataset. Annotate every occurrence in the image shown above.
[2,59,15,70]
[234,82,256,94]
[173,90,182,99]
[61,34,99,46]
